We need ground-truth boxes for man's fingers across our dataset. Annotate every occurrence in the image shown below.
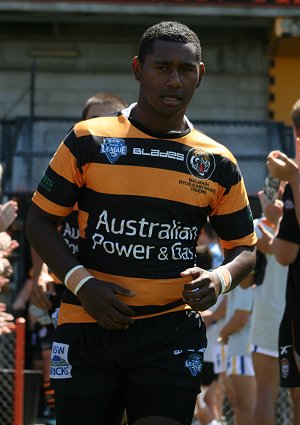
[112,283,136,297]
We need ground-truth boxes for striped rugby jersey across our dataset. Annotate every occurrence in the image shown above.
[32,104,256,324]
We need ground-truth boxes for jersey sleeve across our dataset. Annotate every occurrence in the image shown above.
[209,157,256,250]
[32,127,85,217]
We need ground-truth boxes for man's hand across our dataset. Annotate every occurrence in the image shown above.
[0,258,13,278]
[0,200,18,232]
[255,221,274,255]
[77,279,136,330]
[0,239,19,258]
[267,150,299,184]
[257,190,283,227]
[0,311,15,335]
[181,267,220,312]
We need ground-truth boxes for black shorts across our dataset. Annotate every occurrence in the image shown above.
[279,313,300,388]
[50,310,207,394]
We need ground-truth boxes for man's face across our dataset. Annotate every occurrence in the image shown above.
[136,40,203,119]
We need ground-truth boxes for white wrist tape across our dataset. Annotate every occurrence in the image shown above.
[214,266,232,294]
[64,265,84,286]
[73,276,94,295]
[64,265,93,295]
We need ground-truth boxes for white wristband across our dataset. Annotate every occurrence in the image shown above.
[215,266,232,294]
[74,276,94,295]
[64,265,84,287]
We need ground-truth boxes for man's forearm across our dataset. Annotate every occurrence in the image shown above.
[222,246,256,292]
[26,208,79,283]
[290,175,300,229]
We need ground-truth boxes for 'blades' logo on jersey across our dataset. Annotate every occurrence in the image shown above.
[101,138,127,163]
[186,148,215,180]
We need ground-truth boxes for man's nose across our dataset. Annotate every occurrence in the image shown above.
[166,70,182,88]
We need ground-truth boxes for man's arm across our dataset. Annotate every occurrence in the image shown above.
[273,238,299,266]
[267,148,300,228]
[218,309,250,344]
[26,203,136,329]
[26,204,77,281]
[181,245,256,311]
[30,247,56,310]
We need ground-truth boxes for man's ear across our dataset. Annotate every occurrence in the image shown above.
[132,56,142,81]
[196,62,205,88]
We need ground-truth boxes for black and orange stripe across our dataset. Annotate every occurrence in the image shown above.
[33,112,256,323]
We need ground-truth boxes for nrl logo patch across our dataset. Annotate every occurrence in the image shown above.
[186,148,215,180]
[280,358,290,379]
[185,354,203,377]
[100,138,127,163]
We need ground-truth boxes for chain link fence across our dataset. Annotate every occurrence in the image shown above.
[0,332,16,425]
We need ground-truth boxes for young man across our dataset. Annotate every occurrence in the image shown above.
[265,98,300,425]
[26,21,256,425]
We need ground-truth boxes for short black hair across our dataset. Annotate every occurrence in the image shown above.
[291,98,300,132]
[82,92,128,120]
[138,21,201,65]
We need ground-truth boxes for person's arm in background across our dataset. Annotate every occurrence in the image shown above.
[30,246,56,310]
[201,296,227,327]
[218,308,250,345]
[12,277,33,311]
[218,279,253,344]
[267,141,300,228]
[267,143,300,265]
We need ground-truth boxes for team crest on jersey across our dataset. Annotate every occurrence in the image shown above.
[100,138,127,163]
[280,358,290,379]
[185,354,203,377]
[186,148,215,180]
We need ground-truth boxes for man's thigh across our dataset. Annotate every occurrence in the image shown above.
[124,382,197,425]
[55,390,125,425]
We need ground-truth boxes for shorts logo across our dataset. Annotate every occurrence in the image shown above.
[280,358,290,379]
[101,138,127,163]
[186,148,215,180]
[284,199,294,210]
[185,354,203,377]
[50,342,72,379]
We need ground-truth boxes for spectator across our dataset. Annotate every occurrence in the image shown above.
[82,92,128,120]
[261,97,300,425]
[26,21,256,425]
[194,225,225,425]
[218,282,255,425]
[246,193,287,425]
